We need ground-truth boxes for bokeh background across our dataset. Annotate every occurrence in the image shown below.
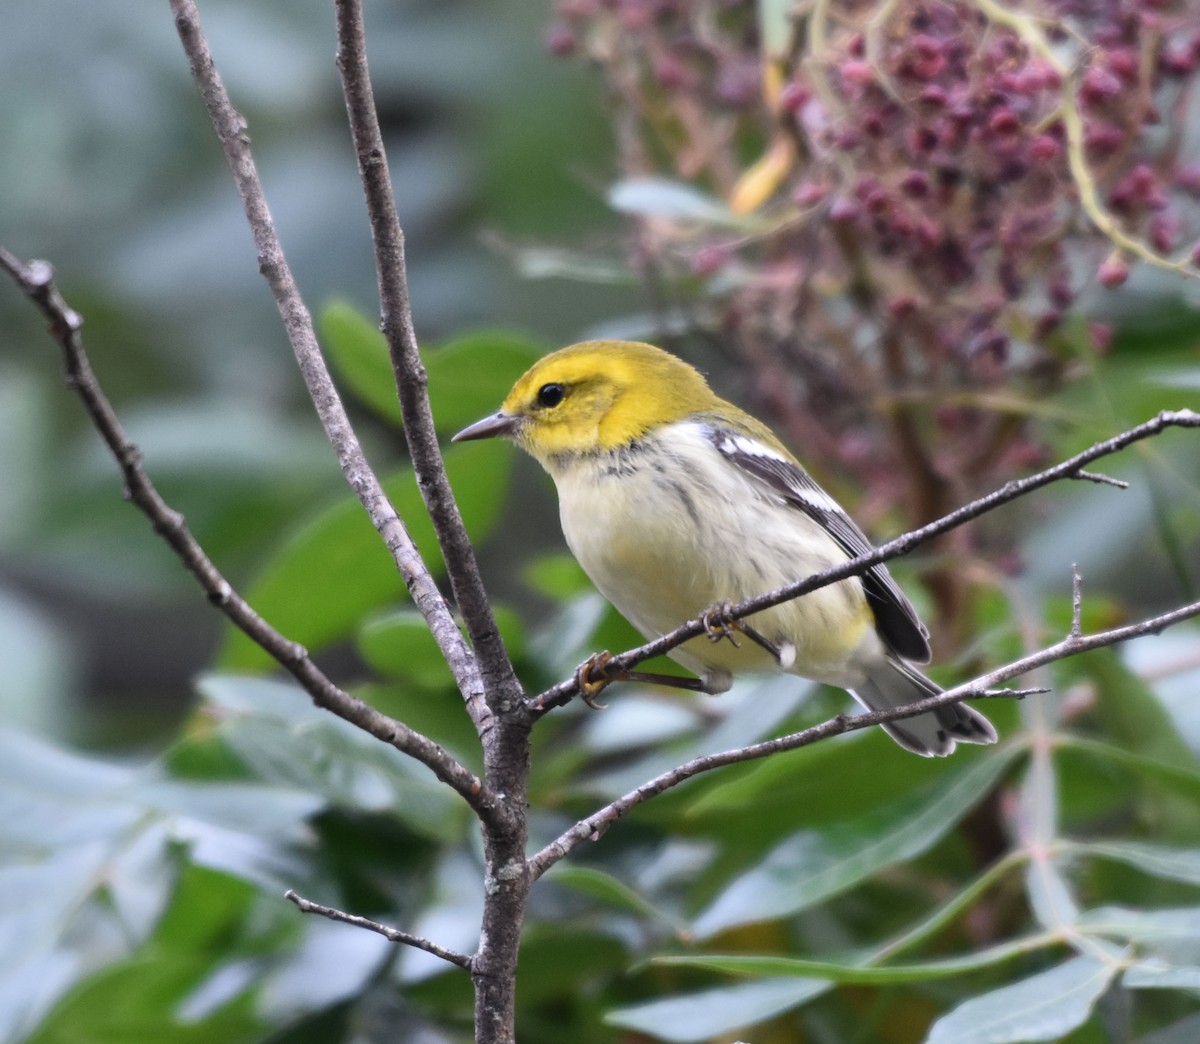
[1,0,634,748]
[4,2,1200,1042]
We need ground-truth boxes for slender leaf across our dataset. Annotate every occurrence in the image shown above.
[692,745,1021,937]
[1057,736,1200,802]
[925,955,1118,1044]
[1078,905,1200,966]
[548,866,685,931]
[605,978,827,1043]
[1070,839,1200,886]
[653,933,1060,984]
[1077,904,1200,943]
[1123,961,1200,989]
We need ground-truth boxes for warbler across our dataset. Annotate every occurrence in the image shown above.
[454,340,996,756]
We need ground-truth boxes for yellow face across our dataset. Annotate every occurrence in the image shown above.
[454,340,718,462]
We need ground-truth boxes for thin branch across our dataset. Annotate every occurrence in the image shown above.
[1072,469,1129,489]
[166,0,486,719]
[285,890,473,970]
[0,247,504,827]
[533,408,1200,711]
[1071,564,1084,639]
[528,595,1200,878]
[329,12,533,1043]
[333,0,519,731]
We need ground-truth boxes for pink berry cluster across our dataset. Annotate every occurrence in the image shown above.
[546,0,1199,564]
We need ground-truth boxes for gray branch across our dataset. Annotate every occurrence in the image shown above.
[333,0,520,735]
[167,0,485,717]
[529,593,1200,878]
[0,247,502,825]
[533,407,1200,712]
[285,890,473,970]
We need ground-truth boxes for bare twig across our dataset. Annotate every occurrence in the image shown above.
[1072,469,1129,489]
[333,0,519,733]
[0,246,503,825]
[1071,564,1084,639]
[331,7,532,1042]
[533,408,1200,711]
[528,595,1200,877]
[285,890,473,970]
[166,0,485,715]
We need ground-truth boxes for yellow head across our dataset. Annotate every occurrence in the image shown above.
[453,340,720,462]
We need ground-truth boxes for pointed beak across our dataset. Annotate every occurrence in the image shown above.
[452,410,520,443]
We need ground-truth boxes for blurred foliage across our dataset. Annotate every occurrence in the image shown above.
[3,1,1200,1043]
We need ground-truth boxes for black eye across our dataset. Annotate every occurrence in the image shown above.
[536,382,566,408]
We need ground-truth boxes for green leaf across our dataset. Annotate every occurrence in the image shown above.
[924,955,1118,1044]
[1123,960,1200,989]
[423,330,546,434]
[137,779,324,837]
[692,745,1022,937]
[1078,650,1198,772]
[1057,736,1200,803]
[685,713,961,828]
[1077,904,1200,967]
[547,866,684,931]
[1141,1011,1200,1044]
[319,302,402,424]
[522,553,591,599]
[28,866,266,1044]
[1070,840,1200,886]
[195,674,468,842]
[653,933,1059,984]
[219,440,512,669]
[605,978,827,1043]
[358,604,526,688]
[320,302,545,430]
[1077,904,1200,943]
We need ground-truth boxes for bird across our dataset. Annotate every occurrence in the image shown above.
[453,340,997,756]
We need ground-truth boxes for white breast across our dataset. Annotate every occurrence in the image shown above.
[549,421,878,688]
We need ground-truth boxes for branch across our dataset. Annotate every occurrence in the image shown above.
[285,890,473,971]
[167,0,488,724]
[333,0,521,727]
[0,247,505,828]
[528,595,1200,878]
[533,408,1200,711]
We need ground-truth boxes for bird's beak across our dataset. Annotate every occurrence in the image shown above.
[452,410,520,443]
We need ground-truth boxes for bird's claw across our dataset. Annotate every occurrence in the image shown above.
[701,600,741,647]
[700,600,789,666]
[575,651,616,709]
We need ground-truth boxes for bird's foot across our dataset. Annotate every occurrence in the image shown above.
[700,600,789,665]
[574,651,617,709]
[701,600,741,647]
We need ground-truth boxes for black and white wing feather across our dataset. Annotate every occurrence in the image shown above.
[706,425,932,663]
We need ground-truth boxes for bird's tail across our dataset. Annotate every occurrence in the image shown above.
[853,658,998,757]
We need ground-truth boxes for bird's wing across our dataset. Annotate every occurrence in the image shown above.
[705,424,932,662]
